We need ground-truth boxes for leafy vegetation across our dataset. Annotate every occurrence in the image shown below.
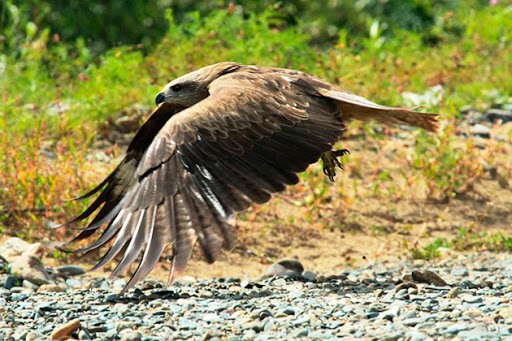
[410,228,512,259]
[0,1,511,260]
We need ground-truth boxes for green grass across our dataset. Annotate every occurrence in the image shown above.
[1,4,511,245]
[411,228,512,259]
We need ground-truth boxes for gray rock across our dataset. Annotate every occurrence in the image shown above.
[471,124,491,139]
[271,278,287,287]
[301,270,317,282]
[55,265,86,277]
[447,286,460,298]
[78,329,92,340]
[262,259,304,278]
[119,330,143,341]
[463,296,483,304]
[0,237,31,262]
[379,301,406,320]
[441,323,468,334]
[401,317,422,326]
[103,328,118,340]
[106,293,119,302]
[9,254,53,285]
[3,275,18,289]
[22,279,40,290]
[451,267,469,276]
[11,293,28,301]
[38,283,66,292]
[485,108,512,124]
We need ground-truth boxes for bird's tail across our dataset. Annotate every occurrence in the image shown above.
[319,88,439,132]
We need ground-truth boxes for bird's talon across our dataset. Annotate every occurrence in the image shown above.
[321,149,350,182]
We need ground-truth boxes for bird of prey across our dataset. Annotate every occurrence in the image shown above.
[66,62,438,293]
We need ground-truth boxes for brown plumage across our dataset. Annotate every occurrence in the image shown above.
[67,62,439,293]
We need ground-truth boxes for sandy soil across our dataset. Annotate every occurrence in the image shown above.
[73,123,512,284]
[5,121,512,285]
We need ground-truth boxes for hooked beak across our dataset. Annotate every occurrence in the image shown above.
[155,92,165,105]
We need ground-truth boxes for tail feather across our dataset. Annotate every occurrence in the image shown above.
[319,88,439,133]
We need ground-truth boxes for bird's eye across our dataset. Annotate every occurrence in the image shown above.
[171,84,182,92]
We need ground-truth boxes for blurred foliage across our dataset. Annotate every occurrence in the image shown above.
[0,0,493,56]
[411,228,512,259]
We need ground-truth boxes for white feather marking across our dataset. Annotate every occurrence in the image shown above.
[281,75,295,83]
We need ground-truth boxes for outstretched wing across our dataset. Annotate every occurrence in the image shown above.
[70,71,345,293]
[66,102,185,241]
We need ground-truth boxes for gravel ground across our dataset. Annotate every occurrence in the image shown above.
[1,251,512,340]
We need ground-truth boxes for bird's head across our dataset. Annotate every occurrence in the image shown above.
[155,62,241,108]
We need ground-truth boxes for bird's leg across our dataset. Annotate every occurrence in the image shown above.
[321,149,350,182]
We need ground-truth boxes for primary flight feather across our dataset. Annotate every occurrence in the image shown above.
[66,62,439,293]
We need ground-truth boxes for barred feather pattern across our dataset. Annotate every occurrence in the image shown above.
[65,62,438,293]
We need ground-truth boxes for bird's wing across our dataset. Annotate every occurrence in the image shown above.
[262,67,439,132]
[317,87,439,132]
[70,71,345,293]
[66,103,185,240]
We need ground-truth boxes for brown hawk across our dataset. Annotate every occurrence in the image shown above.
[65,62,438,293]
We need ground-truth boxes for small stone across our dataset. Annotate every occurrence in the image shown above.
[78,329,92,340]
[271,278,287,287]
[411,270,448,286]
[23,279,40,290]
[447,287,460,298]
[463,296,483,304]
[51,319,80,340]
[66,278,84,288]
[55,265,86,277]
[11,293,28,301]
[498,306,512,319]
[9,254,53,285]
[38,284,66,293]
[292,315,310,326]
[379,301,405,320]
[262,259,304,278]
[103,329,118,340]
[395,289,408,299]
[242,329,257,340]
[106,293,119,302]
[395,282,417,292]
[173,276,196,286]
[441,323,468,334]
[462,309,483,318]
[451,267,469,277]
[26,332,44,341]
[3,275,18,289]
[401,318,422,326]
[301,270,317,281]
[381,331,405,341]
[119,330,143,341]
[250,321,264,332]
[116,322,136,331]
[373,289,384,297]
[485,108,512,124]
[294,329,309,338]
[0,237,31,262]
[203,312,221,322]
[258,309,272,319]
[281,307,295,315]
[471,124,491,139]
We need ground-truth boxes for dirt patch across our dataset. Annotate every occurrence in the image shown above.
[5,122,512,284]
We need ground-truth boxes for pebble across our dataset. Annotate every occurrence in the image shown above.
[50,319,80,340]
[55,265,86,277]
[9,254,53,285]
[262,259,304,278]
[471,124,491,139]
[0,250,510,340]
